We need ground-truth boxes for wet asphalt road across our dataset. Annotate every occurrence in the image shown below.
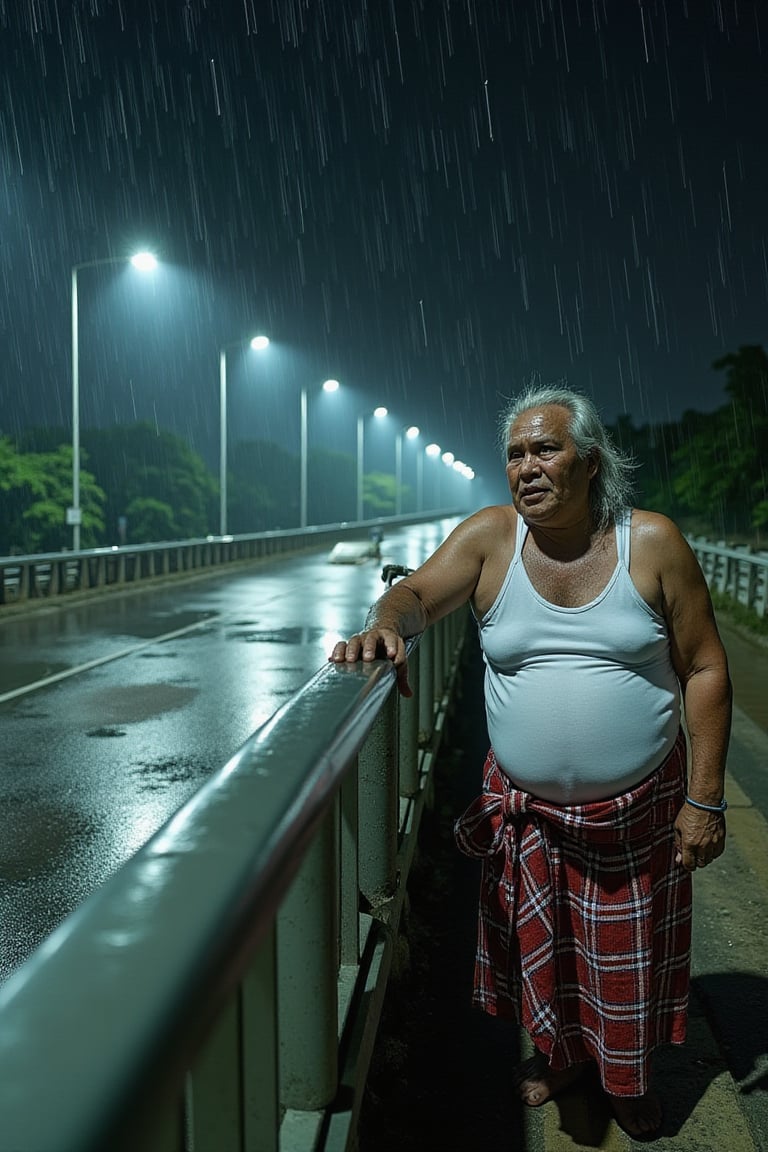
[0,521,459,983]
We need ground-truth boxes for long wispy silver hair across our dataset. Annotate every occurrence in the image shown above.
[498,384,637,530]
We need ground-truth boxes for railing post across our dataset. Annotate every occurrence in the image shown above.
[418,628,435,743]
[242,923,280,1152]
[277,804,339,1110]
[358,690,399,906]
[399,647,420,797]
[187,993,242,1152]
[340,761,360,965]
[758,562,768,618]
[47,560,60,597]
[433,619,445,705]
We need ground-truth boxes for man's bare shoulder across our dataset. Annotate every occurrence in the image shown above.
[451,504,516,554]
[630,509,694,567]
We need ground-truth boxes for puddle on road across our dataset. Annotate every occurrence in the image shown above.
[1,796,98,881]
[130,754,209,792]
[116,610,214,640]
[80,683,199,725]
[228,626,328,645]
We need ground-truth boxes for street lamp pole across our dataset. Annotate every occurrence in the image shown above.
[300,385,308,528]
[416,449,424,512]
[395,432,402,516]
[70,253,157,552]
[356,415,364,522]
[395,426,419,516]
[300,379,338,529]
[425,443,442,511]
[71,266,81,552]
[219,334,269,536]
[356,406,388,522]
[219,348,228,536]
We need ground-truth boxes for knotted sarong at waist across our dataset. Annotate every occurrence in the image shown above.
[454,728,692,1097]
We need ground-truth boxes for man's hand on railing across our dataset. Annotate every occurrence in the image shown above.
[329,629,413,698]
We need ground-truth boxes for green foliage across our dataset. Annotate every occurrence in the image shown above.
[670,347,768,537]
[307,448,357,524]
[609,345,768,544]
[0,438,104,553]
[125,497,178,541]
[226,439,298,532]
[363,472,397,517]
[608,415,687,517]
[81,424,217,543]
[753,501,768,530]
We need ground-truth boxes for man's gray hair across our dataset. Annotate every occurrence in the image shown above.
[498,384,637,530]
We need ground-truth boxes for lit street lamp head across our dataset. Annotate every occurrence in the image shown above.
[250,335,270,350]
[130,252,158,272]
[322,379,340,392]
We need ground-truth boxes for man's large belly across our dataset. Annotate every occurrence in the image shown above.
[484,657,681,804]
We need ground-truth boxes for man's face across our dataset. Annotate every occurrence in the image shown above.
[505,405,597,525]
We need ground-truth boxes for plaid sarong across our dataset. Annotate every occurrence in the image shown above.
[454,729,691,1097]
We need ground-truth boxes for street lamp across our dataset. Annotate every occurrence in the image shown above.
[425,442,441,510]
[219,334,270,536]
[300,378,339,528]
[70,251,158,552]
[356,406,388,521]
[395,425,420,515]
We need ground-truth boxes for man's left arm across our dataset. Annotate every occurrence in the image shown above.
[656,518,733,872]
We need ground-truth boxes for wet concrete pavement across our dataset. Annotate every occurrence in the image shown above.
[0,521,460,983]
[360,612,768,1152]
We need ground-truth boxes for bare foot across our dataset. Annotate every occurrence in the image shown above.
[513,1052,588,1107]
[609,1088,663,1139]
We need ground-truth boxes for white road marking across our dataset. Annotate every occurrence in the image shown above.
[0,617,216,705]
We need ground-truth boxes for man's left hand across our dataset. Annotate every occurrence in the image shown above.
[673,804,726,872]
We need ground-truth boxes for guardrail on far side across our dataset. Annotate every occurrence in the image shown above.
[687,536,768,618]
[0,512,460,607]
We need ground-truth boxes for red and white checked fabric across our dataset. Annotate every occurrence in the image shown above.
[454,729,692,1097]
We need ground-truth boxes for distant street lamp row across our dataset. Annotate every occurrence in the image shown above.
[69,254,473,549]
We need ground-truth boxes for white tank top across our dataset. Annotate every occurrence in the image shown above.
[477,509,681,804]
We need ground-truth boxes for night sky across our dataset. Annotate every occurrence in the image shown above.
[1,1,766,506]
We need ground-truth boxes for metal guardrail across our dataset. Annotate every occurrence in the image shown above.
[0,609,468,1152]
[4,525,764,622]
[687,536,768,618]
[0,512,462,607]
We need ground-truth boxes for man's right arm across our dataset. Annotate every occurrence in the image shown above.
[329,507,500,695]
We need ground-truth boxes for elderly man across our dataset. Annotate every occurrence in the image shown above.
[330,385,731,1138]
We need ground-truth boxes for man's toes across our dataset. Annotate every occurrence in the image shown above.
[516,1079,543,1105]
[609,1090,662,1138]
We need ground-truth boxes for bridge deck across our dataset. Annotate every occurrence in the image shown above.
[360,616,768,1151]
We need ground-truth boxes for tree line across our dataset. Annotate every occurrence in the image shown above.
[2,345,766,554]
[606,345,768,544]
[0,422,406,555]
